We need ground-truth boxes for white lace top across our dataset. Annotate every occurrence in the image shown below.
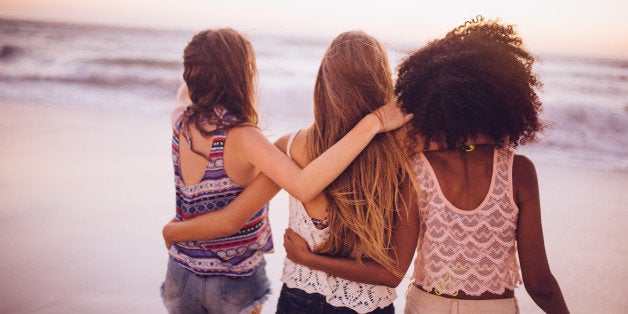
[279,131,397,313]
[410,149,522,296]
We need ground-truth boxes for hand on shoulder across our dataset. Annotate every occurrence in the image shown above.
[172,82,192,126]
[370,97,413,133]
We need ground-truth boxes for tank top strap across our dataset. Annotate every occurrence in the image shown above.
[286,129,301,159]
[173,113,184,134]
[492,148,518,209]
[208,130,228,160]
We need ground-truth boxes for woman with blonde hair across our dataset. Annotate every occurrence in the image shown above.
[161,28,411,314]
[163,30,418,313]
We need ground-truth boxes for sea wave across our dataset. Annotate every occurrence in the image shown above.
[1,17,627,171]
[541,54,628,69]
[0,73,179,90]
[528,104,628,171]
[89,57,181,69]
[0,44,23,60]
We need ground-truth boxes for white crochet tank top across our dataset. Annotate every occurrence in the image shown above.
[279,131,397,313]
[410,148,522,296]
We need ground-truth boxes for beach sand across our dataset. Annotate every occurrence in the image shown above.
[0,101,626,313]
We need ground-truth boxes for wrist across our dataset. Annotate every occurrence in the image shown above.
[300,250,318,268]
[359,113,382,135]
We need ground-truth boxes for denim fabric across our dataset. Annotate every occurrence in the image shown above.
[276,284,394,314]
[161,257,271,314]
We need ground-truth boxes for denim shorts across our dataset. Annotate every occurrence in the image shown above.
[276,284,394,314]
[161,257,271,314]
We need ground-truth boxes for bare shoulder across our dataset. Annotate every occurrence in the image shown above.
[227,125,265,142]
[512,154,539,204]
[274,133,293,154]
[277,129,310,166]
[513,154,537,183]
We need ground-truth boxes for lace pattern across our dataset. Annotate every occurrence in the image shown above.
[280,196,397,313]
[411,149,522,296]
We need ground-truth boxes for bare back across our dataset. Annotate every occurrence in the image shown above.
[176,119,260,188]
[422,144,494,212]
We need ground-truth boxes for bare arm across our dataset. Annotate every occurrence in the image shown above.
[514,155,569,313]
[231,101,412,202]
[164,173,280,246]
[163,100,411,244]
[162,135,291,244]
[283,179,420,287]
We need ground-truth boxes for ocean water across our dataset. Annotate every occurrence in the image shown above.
[1,18,626,171]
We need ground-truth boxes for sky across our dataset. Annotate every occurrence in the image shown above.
[1,0,627,59]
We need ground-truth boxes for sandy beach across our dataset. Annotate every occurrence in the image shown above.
[0,101,626,313]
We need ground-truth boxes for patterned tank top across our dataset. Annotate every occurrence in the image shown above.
[280,131,396,313]
[410,148,522,296]
[168,115,273,277]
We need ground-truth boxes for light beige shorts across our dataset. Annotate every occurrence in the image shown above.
[404,284,519,314]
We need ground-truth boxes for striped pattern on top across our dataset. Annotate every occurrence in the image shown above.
[169,117,273,277]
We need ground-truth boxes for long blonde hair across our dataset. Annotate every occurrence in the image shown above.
[307,31,409,277]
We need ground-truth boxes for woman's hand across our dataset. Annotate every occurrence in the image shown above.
[370,97,413,133]
[283,228,313,265]
[176,82,192,107]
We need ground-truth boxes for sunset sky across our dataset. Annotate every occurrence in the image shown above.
[1,0,627,59]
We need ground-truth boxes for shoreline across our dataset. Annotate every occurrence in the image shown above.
[0,101,626,313]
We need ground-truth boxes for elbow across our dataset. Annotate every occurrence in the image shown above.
[219,221,242,237]
[296,193,317,203]
[524,274,556,300]
[385,277,403,288]
[283,173,325,202]
[292,185,318,203]
[162,224,173,243]
[378,273,404,288]
[525,283,554,301]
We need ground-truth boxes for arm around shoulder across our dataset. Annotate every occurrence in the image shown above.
[283,178,420,287]
[229,122,377,202]
[163,173,280,243]
[161,133,288,244]
[227,101,412,202]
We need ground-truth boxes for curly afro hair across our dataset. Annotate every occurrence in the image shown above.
[395,16,544,153]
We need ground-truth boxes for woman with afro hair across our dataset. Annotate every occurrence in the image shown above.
[396,16,569,313]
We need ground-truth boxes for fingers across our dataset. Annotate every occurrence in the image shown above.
[373,98,412,131]
[283,228,292,242]
[403,113,414,124]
